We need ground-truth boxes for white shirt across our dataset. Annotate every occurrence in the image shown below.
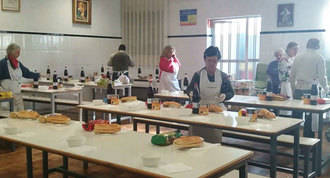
[290,49,328,92]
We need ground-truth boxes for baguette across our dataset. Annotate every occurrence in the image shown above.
[120,96,137,103]
[10,110,40,119]
[94,123,121,134]
[162,101,181,108]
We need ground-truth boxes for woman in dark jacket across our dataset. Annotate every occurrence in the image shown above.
[0,43,40,111]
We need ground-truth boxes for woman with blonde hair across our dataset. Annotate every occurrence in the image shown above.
[159,45,181,92]
[0,43,40,111]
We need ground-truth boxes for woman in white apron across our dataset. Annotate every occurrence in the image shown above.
[187,46,234,143]
[159,46,181,92]
[279,42,298,99]
[0,43,40,111]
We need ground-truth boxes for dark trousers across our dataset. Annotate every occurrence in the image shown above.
[292,89,314,138]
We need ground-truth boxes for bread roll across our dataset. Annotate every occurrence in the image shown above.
[208,104,223,113]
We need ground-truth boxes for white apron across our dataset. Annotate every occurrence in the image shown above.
[190,69,223,143]
[159,58,180,92]
[0,62,24,111]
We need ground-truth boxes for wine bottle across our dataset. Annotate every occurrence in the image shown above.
[33,70,39,89]
[64,65,68,82]
[310,79,318,105]
[147,74,154,109]
[266,80,272,101]
[192,83,200,114]
[155,65,159,81]
[53,70,58,90]
[106,67,111,80]
[101,64,105,76]
[106,81,114,104]
[183,73,189,92]
[46,65,51,80]
[80,67,85,83]
[138,66,142,76]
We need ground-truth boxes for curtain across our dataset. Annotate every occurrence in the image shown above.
[121,0,168,69]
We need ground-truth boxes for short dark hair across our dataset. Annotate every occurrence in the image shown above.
[204,46,221,60]
[286,41,298,50]
[306,38,320,49]
[118,44,126,51]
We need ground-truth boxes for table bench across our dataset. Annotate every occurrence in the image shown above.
[222,131,320,178]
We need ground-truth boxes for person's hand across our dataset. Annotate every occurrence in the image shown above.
[215,93,226,103]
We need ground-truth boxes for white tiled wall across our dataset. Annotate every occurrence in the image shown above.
[0,34,121,81]
[0,0,122,82]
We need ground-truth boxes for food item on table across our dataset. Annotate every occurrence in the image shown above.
[255,108,276,119]
[249,113,258,122]
[120,96,137,103]
[238,108,247,116]
[9,112,18,118]
[97,78,108,88]
[82,120,109,131]
[258,93,266,101]
[256,109,268,118]
[162,101,181,108]
[265,111,276,119]
[173,136,204,149]
[110,97,120,105]
[151,131,182,146]
[39,114,71,124]
[198,106,209,115]
[94,123,121,134]
[0,91,13,99]
[10,110,40,119]
[152,102,161,110]
[272,94,287,101]
[208,104,223,113]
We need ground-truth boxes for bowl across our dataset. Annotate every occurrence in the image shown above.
[67,136,85,147]
[141,153,160,167]
[4,127,18,135]
[92,99,104,106]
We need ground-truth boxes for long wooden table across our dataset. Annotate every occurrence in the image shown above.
[22,87,83,114]
[225,95,330,175]
[78,101,303,178]
[0,119,253,178]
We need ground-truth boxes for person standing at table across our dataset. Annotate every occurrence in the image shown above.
[267,49,284,94]
[108,44,134,80]
[279,42,298,99]
[159,45,181,92]
[186,46,234,143]
[0,43,40,111]
[290,38,328,137]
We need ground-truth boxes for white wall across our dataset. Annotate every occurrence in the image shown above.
[0,0,121,79]
[168,0,330,79]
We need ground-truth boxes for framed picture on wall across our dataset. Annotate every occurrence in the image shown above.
[72,0,91,24]
[277,3,294,27]
[1,0,20,12]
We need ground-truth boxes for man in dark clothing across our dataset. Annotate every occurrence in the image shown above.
[108,44,134,80]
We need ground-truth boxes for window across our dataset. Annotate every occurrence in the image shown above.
[209,16,261,80]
